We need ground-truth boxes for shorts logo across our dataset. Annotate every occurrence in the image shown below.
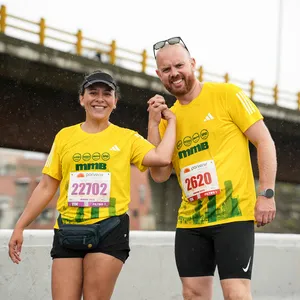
[242,257,252,272]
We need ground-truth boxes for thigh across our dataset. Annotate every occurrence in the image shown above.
[215,221,254,280]
[175,227,216,277]
[50,229,86,259]
[52,257,83,300]
[91,213,130,263]
[83,252,123,300]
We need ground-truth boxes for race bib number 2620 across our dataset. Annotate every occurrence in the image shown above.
[180,160,220,202]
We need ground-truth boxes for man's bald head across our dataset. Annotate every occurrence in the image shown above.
[156,43,191,66]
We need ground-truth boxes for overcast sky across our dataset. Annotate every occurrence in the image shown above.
[3,0,300,94]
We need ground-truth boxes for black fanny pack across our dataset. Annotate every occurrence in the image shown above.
[57,215,121,250]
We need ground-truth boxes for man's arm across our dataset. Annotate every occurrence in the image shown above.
[147,95,173,183]
[244,119,277,226]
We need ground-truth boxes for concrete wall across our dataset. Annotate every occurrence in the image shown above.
[0,230,300,300]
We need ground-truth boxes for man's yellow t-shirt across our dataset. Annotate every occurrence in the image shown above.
[159,83,263,228]
[42,123,154,228]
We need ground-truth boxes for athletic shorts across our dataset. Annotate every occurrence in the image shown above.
[175,221,254,280]
[50,213,130,263]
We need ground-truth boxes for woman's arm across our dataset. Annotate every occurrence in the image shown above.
[8,174,60,263]
[143,106,176,170]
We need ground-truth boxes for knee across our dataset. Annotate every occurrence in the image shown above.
[182,287,199,300]
[182,286,196,299]
[223,289,251,300]
[222,279,251,300]
[182,285,211,300]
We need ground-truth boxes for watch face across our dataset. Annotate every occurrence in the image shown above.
[265,189,274,198]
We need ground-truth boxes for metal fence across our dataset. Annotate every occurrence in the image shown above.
[1,5,299,110]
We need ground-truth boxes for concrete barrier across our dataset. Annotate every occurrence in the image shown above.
[1,230,300,300]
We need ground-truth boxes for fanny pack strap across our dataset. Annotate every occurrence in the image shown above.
[57,214,121,229]
[57,214,63,228]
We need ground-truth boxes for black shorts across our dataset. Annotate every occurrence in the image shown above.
[50,213,130,263]
[175,221,254,280]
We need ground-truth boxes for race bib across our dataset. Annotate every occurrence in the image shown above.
[180,160,220,202]
[68,172,111,207]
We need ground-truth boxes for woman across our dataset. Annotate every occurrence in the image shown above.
[8,70,176,300]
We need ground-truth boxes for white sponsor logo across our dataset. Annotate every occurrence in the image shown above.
[110,145,120,151]
[243,256,252,272]
[203,113,214,122]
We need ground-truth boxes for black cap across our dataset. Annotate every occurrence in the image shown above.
[81,71,117,92]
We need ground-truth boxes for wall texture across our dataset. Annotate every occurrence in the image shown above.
[1,230,300,299]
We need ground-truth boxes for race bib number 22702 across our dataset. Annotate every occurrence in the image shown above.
[67,172,111,207]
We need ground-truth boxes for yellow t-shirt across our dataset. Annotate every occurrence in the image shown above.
[42,123,155,228]
[159,83,263,228]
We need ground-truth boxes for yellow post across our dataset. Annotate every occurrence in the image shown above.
[273,84,278,105]
[141,49,147,73]
[110,40,116,65]
[76,30,82,55]
[249,80,255,99]
[224,73,229,83]
[39,18,45,45]
[0,5,7,33]
[297,92,300,110]
[198,66,204,82]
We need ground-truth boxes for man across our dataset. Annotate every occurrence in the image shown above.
[147,37,277,300]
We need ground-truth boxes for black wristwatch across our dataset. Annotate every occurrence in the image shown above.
[258,189,275,198]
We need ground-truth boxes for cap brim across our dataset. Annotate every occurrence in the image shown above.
[84,80,116,90]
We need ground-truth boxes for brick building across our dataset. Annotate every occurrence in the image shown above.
[0,148,154,230]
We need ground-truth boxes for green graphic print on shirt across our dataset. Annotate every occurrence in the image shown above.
[178,180,242,225]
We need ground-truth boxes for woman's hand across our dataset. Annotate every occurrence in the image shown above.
[8,228,24,264]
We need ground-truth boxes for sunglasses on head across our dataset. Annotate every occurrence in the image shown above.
[153,36,189,58]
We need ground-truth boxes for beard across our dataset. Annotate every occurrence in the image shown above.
[164,73,195,98]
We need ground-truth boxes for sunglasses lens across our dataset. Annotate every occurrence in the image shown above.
[154,41,166,50]
[168,37,181,45]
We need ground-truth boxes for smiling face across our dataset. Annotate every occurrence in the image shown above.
[156,44,197,98]
[79,83,117,122]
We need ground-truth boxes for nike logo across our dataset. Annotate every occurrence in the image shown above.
[242,256,252,272]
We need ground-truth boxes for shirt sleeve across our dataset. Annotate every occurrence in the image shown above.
[226,84,263,133]
[42,133,62,180]
[130,132,155,172]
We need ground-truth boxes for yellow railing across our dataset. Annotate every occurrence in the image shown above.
[1,5,300,110]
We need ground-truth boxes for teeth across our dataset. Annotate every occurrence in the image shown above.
[173,79,182,84]
[94,106,105,109]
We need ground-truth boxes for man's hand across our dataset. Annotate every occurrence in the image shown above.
[161,108,176,122]
[255,196,276,227]
[147,94,167,126]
